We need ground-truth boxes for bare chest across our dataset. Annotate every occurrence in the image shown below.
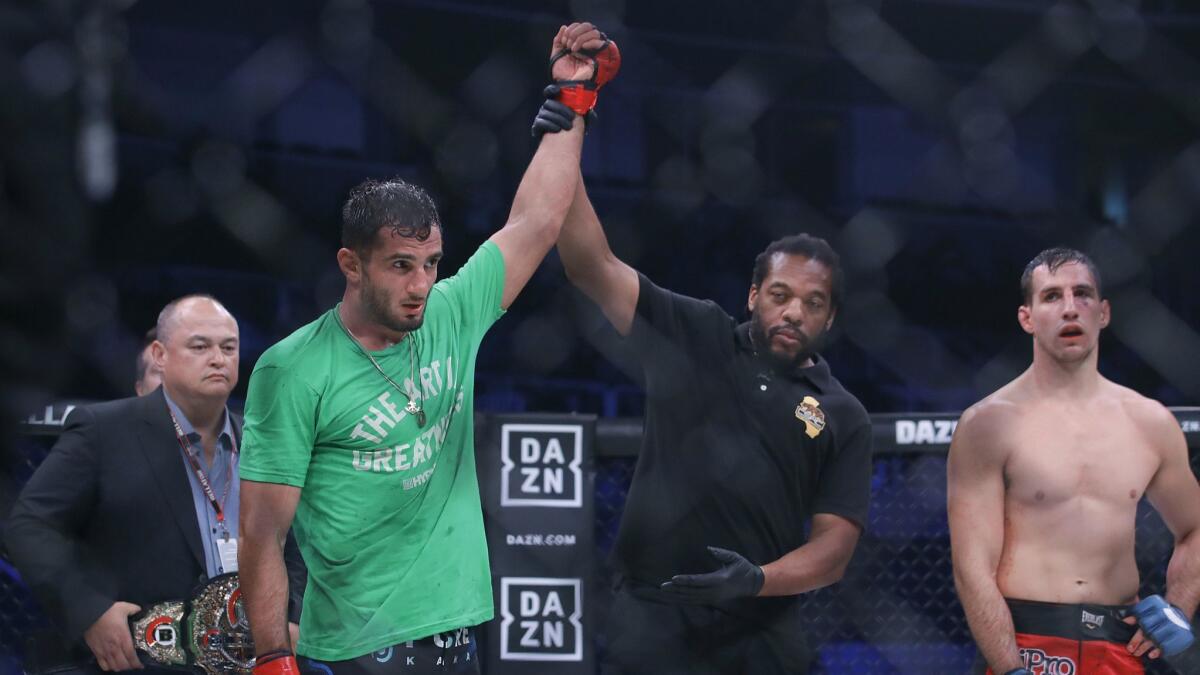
[1004,412,1159,507]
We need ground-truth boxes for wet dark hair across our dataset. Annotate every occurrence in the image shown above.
[750,233,844,309]
[1020,247,1102,304]
[341,177,441,257]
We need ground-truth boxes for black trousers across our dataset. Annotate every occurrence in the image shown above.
[601,586,811,675]
[298,628,479,675]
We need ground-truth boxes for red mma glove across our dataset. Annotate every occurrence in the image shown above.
[549,23,621,116]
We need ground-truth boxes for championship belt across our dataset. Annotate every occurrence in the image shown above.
[129,573,255,675]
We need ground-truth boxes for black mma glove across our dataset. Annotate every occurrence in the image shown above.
[531,84,596,140]
[659,546,765,603]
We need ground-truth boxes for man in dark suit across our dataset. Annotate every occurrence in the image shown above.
[5,295,303,674]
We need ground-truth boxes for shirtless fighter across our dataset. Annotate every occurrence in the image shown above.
[949,247,1200,674]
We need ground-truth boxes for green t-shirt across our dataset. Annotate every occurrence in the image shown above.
[239,241,506,660]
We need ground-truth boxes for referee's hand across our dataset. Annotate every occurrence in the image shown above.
[660,546,764,603]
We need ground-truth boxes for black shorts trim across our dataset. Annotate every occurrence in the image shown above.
[299,627,479,675]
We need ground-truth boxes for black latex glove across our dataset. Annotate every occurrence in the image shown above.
[531,84,596,139]
[659,546,765,603]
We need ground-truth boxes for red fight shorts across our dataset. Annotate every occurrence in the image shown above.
[983,598,1143,675]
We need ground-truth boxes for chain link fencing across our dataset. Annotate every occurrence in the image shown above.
[4,417,1200,673]
[2,0,1200,673]
[1,0,1197,413]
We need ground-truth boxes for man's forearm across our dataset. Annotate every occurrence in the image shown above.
[491,120,585,309]
[241,533,292,654]
[758,540,851,597]
[554,170,639,334]
[1166,529,1200,616]
[506,122,582,241]
[955,572,1023,672]
[558,172,606,289]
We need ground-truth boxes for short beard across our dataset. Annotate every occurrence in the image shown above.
[361,273,424,334]
[749,311,823,372]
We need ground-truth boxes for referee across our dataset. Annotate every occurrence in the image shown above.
[534,98,874,674]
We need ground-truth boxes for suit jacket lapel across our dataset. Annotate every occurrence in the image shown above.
[135,390,206,570]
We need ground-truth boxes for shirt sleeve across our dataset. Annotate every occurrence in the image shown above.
[812,411,873,529]
[429,240,506,345]
[239,364,320,488]
[624,273,733,363]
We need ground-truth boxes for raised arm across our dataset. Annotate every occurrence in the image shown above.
[490,22,619,310]
[530,81,639,335]
[239,481,301,658]
[556,171,639,335]
[947,405,1024,674]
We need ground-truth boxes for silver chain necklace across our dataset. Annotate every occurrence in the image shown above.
[338,314,426,428]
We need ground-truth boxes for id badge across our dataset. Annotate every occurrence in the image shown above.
[217,536,239,573]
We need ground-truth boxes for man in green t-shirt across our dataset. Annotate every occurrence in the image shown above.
[237,22,620,675]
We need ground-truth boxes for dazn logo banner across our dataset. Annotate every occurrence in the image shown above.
[499,577,583,661]
[500,424,583,507]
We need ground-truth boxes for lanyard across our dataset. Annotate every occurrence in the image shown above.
[167,406,235,529]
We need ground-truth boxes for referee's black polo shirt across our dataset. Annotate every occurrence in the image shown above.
[611,274,873,607]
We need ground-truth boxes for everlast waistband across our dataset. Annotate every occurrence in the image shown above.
[1006,597,1138,644]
